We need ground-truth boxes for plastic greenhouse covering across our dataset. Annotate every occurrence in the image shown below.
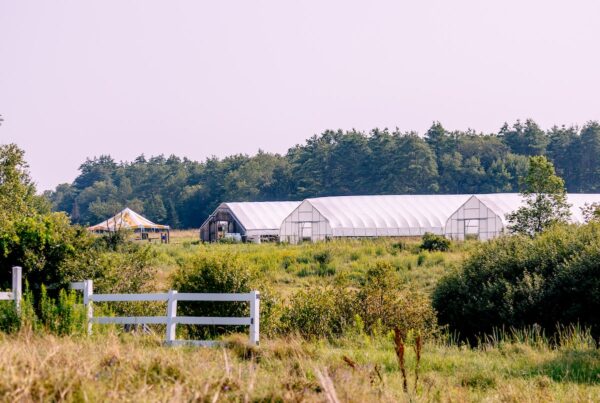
[279,195,472,243]
[279,193,600,243]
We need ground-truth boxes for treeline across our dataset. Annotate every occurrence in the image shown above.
[47,120,600,228]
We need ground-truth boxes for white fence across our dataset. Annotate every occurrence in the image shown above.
[71,280,260,346]
[0,266,22,311]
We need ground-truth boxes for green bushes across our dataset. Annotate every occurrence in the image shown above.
[39,286,86,335]
[281,287,356,338]
[171,253,278,338]
[283,261,437,339]
[420,232,450,252]
[0,212,99,292]
[433,223,600,341]
[0,285,85,335]
[357,262,437,336]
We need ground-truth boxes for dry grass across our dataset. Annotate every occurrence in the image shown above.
[0,330,598,402]
[168,229,200,243]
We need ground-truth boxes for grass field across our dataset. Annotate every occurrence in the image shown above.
[2,329,599,402]
[150,232,471,295]
[2,235,599,401]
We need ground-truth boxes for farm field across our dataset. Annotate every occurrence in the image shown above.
[1,236,599,401]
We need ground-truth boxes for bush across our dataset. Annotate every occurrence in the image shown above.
[420,232,450,252]
[283,261,438,339]
[39,285,85,335]
[171,254,278,339]
[313,250,333,267]
[282,286,356,339]
[357,261,437,336]
[0,284,84,335]
[0,213,102,296]
[433,223,600,341]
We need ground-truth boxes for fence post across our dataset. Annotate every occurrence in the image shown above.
[83,280,94,335]
[166,290,178,345]
[12,266,22,313]
[249,290,260,346]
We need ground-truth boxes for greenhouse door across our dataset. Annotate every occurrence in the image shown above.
[462,219,481,240]
[299,222,313,243]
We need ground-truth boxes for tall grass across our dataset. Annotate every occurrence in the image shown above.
[0,328,597,402]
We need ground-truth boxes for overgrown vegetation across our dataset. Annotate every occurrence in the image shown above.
[420,232,451,252]
[0,326,598,402]
[433,223,600,341]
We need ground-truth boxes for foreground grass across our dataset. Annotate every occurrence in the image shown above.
[1,330,598,402]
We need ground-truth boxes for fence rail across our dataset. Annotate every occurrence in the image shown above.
[0,267,22,311]
[72,280,260,346]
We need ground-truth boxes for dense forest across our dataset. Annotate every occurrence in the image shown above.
[47,119,600,228]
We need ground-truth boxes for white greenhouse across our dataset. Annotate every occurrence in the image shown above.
[445,193,600,240]
[278,195,471,243]
[200,201,300,242]
[279,193,600,243]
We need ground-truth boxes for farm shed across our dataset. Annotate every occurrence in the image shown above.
[279,195,471,244]
[200,201,301,242]
[444,193,600,240]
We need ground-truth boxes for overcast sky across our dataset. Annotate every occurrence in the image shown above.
[1,1,599,191]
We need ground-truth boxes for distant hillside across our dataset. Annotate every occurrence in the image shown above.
[46,120,600,228]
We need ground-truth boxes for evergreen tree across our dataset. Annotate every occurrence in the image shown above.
[500,119,548,156]
[578,122,600,192]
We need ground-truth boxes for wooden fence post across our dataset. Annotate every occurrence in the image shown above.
[249,290,260,346]
[84,280,94,335]
[12,266,22,313]
[166,290,178,345]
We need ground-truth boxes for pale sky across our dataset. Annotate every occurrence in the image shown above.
[1,0,599,191]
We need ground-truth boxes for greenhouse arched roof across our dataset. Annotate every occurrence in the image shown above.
[303,195,472,233]
[475,193,600,224]
[217,201,301,232]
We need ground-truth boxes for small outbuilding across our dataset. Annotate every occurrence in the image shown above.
[88,207,170,242]
[199,201,301,242]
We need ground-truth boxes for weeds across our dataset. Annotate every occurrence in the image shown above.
[393,327,408,393]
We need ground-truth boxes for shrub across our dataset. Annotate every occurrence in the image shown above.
[39,285,85,335]
[282,286,356,339]
[0,301,21,333]
[420,232,450,252]
[93,229,130,251]
[313,250,332,267]
[433,223,600,341]
[0,284,84,335]
[0,213,100,293]
[283,261,438,339]
[358,261,437,337]
[171,253,278,338]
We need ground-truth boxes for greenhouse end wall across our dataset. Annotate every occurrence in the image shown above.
[279,200,332,244]
[443,196,504,241]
